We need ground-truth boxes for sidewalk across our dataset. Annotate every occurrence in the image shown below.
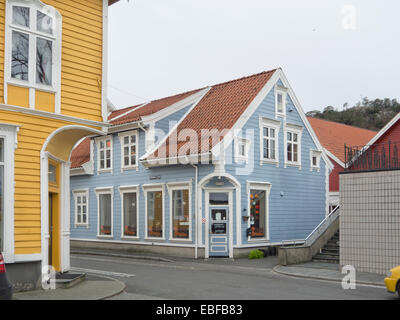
[274,261,386,287]
[13,274,126,300]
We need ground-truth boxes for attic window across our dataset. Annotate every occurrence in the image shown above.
[275,85,288,117]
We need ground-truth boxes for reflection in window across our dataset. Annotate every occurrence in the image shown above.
[123,193,137,237]
[11,31,29,81]
[250,190,266,238]
[12,6,30,27]
[147,191,163,238]
[0,138,4,251]
[122,134,137,168]
[36,38,52,85]
[209,192,228,205]
[98,138,111,170]
[172,190,189,239]
[99,193,112,236]
[48,164,56,183]
[37,11,53,35]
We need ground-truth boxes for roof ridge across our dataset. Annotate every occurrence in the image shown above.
[307,116,378,133]
[207,69,278,89]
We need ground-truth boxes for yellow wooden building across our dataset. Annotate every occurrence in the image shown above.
[0,0,118,290]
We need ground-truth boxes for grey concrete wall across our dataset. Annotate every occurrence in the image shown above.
[6,261,41,292]
[340,170,400,275]
[278,216,339,265]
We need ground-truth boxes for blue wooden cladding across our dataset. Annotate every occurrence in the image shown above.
[70,74,329,258]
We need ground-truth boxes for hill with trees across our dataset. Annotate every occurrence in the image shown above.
[306,98,400,131]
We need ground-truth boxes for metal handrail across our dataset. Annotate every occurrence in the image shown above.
[304,206,340,246]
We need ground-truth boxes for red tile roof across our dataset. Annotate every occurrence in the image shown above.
[109,89,203,126]
[70,137,91,169]
[307,117,377,163]
[146,69,277,160]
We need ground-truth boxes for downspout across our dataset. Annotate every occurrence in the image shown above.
[190,163,199,259]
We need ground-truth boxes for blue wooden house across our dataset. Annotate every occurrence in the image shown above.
[69,68,333,258]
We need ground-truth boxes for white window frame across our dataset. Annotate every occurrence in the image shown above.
[275,85,288,118]
[310,150,322,172]
[259,117,280,166]
[73,189,89,227]
[118,130,139,171]
[246,181,272,242]
[95,186,113,238]
[95,135,113,174]
[234,137,250,163]
[119,185,139,240]
[167,181,192,242]
[284,123,303,168]
[4,0,62,112]
[142,183,165,241]
[0,124,18,263]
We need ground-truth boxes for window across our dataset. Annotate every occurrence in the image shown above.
[275,85,288,117]
[118,131,138,170]
[97,137,112,172]
[250,190,266,239]
[285,124,303,167]
[209,192,229,205]
[260,117,280,165]
[0,139,4,251]
[235,137,250,163]
[6,1,61,109]
[310,150,322,171]
[247,182,271,241]
[143,185,164,239]
[168,182,192,240]
[96,188,113,237]
[287,131,299,163]
[73,190,89,226]
[121,190,138,238]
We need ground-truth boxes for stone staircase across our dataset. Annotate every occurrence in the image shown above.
[312,230,339,263]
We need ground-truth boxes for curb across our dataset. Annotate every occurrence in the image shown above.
[97,275,127,300]
[71,250,175,263]
[273,266,386,288]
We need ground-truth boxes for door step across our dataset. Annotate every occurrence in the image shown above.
[55,272,86,289]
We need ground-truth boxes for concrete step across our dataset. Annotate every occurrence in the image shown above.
[312,257,339,264]
[314,252,339,259]
[321,248,339,254]
[55,272,86,289]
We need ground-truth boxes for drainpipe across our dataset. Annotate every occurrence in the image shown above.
[190,163,199,259]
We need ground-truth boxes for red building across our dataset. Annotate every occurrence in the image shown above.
[308,117,376,211]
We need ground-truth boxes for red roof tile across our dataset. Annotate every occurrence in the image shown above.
[109,89,203,126]
[70,137,91,169]
[146,69,277,160]
[307,117,377,163]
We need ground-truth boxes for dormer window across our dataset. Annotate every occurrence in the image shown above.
[5,0,62,111]
[310,150,322,171]
[275,85,288,117]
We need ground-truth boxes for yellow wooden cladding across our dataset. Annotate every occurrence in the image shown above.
[7,85,30,108]
[35,91,56,113]
[0,0,105,257]
[0,0,104,121]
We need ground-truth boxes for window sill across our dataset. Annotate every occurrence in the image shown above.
[75,224,89,228]
[97,235,114,239]
[310,166,320,172]
[121,166,139,172]
[97,169,112,174]
[121,236,140,240]
[234,157,248,164]
[247,237,269,243]
[285,162,301,169]
[7,80,57,94]
[260,159,279,167]
[144,237,166,241]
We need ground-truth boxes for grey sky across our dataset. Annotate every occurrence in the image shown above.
[108,0,400,112]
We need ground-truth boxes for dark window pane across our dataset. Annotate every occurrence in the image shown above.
[36,38,52,85]
[209,192,228,205]
[123,193,137,237]
[172,190,189,239]
[250,190,266,238]
[99,194,112,235]
[147,191,163,238]
[12,31,29,81]
[12,6,30,27]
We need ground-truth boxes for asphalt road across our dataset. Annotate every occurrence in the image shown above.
[70,254,395,300]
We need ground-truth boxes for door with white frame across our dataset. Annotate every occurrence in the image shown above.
[208,192,230,257]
